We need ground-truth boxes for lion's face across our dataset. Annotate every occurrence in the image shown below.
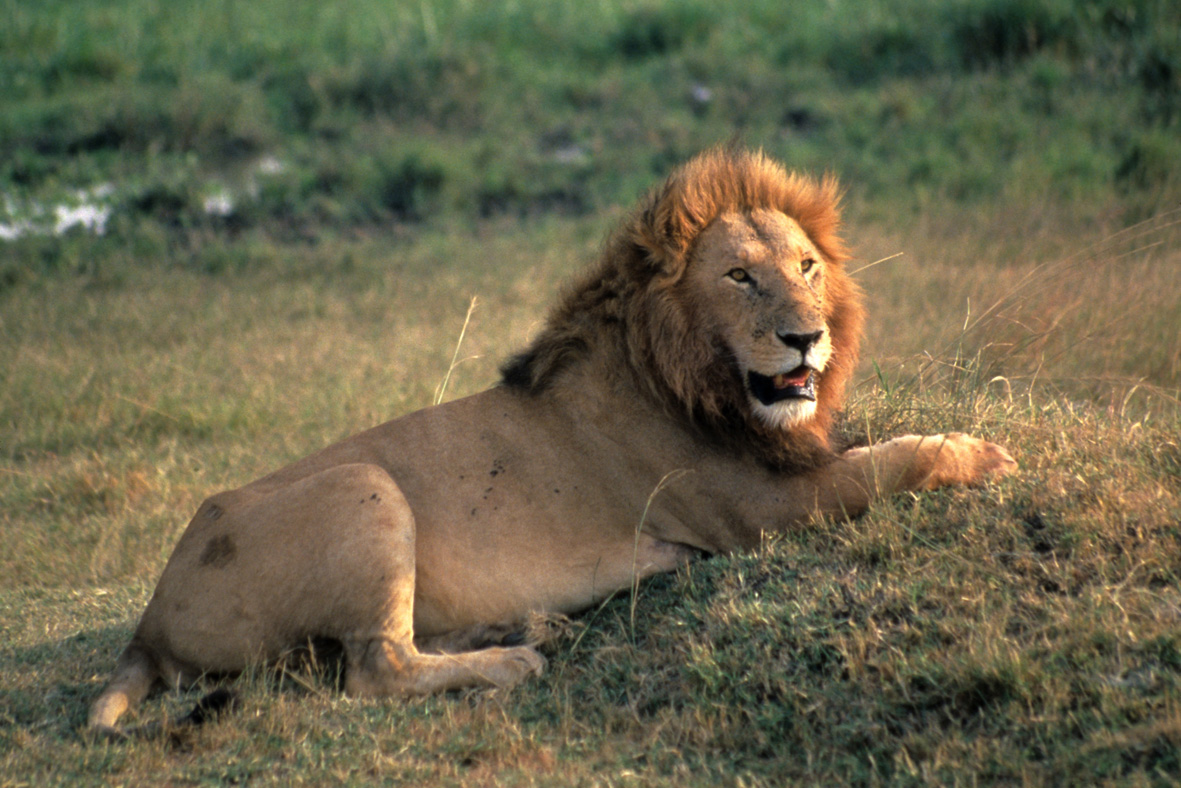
[685,208,834,430]
[502,148,863,461]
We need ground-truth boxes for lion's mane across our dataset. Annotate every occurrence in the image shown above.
[501,148,866,470]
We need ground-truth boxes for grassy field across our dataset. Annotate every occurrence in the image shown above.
[2,0,1180,785]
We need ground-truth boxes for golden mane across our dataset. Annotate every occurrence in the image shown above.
[501,148,865,469]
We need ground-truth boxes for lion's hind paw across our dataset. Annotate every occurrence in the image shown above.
[485,645,546,688]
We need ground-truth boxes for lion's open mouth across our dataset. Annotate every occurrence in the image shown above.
[748,367,816,405]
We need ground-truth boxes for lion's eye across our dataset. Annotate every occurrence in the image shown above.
[800,258,817,275]
[727,268,750,283]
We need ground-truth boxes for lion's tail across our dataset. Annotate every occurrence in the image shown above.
[87,644,159,738]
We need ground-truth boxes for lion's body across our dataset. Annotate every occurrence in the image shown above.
[89,150,1016,734]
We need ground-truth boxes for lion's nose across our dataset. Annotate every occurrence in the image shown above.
[776,329,824,353]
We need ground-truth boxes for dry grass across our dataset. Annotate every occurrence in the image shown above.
[851,207,1181,418]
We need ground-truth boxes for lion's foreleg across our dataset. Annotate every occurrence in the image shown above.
[804,433,1017,518]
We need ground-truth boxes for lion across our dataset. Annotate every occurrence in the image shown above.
[88,148,1016,734]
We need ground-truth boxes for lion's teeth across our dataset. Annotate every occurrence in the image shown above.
[773,374,789,389]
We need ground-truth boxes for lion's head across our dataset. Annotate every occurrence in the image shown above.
[502,148,865,469]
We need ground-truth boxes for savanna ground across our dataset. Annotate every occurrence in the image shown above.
[2,0,1180,785]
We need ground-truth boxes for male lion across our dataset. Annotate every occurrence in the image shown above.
[89,149,1016,734]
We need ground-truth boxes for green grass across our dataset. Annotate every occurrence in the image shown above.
[2,0,1180,785]
[2,0,1178,262]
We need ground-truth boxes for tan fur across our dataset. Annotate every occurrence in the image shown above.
[88,149,1016,734]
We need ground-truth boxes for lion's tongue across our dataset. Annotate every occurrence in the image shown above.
[773,369,811,389]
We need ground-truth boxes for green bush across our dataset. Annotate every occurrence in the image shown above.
[1,0,1178,256]
[949,0,1077,68]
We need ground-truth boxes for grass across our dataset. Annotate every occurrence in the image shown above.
[2,0,1180,785]
[3,0,1178,260]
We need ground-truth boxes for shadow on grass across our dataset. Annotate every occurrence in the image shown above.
[0,625,357,742]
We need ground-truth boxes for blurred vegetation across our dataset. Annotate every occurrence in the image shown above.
[2,0,1179,277]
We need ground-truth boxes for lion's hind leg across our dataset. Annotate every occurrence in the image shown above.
[343,637,545,697]
[253,463,543,698]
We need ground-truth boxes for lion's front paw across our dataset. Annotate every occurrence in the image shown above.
[923,432,1018,489]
